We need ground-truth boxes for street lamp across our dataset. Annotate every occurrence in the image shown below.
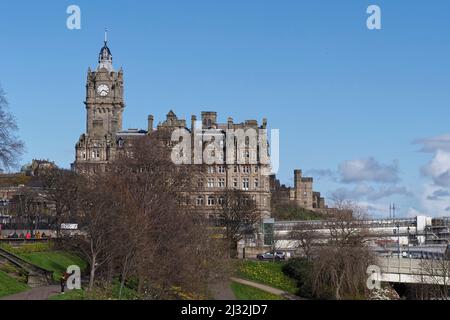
[396,224,400,258]
[407,226,410,257]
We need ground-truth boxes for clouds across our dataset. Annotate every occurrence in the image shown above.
[416,134,450,215]
[421,150,450,188]
[414,134,450,153]
[338,157,400,184]
[309,157,410,209]
[305,169,337,181]
[426,189,450,201]
[331,185,412,202]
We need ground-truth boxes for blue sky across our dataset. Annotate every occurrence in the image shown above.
[1,0,450,217]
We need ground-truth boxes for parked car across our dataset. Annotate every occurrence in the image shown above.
[256,251,286,261]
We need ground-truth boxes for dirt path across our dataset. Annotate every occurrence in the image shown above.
[1,285,61,300]
[209,280,236,300]
[230,277,302,300]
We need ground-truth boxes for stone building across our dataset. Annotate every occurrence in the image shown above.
[72,34,272,219]
[270,169,326,210]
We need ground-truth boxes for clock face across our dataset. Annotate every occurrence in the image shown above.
[97,84,110,97]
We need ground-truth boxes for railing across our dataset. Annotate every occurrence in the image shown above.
[0,238,50,245]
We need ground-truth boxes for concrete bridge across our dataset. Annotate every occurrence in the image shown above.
[376,257,449,285]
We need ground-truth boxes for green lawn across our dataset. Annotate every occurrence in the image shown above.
[230,282,284,300]
[48,281,140,300]
[0,270,29,298]
[235,260,297,294]
[18,251,87,281]
[49,289,87,300]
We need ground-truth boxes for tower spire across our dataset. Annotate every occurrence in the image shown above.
[98,29,113,71]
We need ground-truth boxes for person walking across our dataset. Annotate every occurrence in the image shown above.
[60,272,69,294]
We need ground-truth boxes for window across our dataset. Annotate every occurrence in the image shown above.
[234,166,238,173]
[207,196,215,206]
[218,166,225,174]
[233,178,238,188]
[254,178,259,188]
[197,179,204,188]
[92,149,100,159]
[242,178,249,191]
[243,166,250,174]
[218,196,225,205]
[207,178,215,188]
[218,178,225,188]
[254,166,259,173]
[207,166,215,174]
[196,196,204,206]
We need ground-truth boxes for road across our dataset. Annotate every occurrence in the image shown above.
[1,285,61,300]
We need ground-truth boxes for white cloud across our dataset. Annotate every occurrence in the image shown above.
[421,150,450,188]
[330,184,412,202]
[338,157,399,184]
[416,134,450,216]
[414,134,450,153]
[420,184,450,216]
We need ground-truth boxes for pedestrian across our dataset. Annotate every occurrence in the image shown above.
[60,272,69,294]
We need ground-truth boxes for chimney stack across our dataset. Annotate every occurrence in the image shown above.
[191,115,197,132]
[148,115,154,133]
[227,117,233,129]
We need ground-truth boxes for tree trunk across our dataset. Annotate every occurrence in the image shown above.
[89,256,96,291]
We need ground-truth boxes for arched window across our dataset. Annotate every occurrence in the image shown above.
[196,196,204,206]
[207,196,215,206]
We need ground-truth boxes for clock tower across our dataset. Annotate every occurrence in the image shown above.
[86,31,124,138]
[74,31,125,171]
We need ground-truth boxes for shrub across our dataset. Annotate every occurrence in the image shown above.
[282,258,315,298]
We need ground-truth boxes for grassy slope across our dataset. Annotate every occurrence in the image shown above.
[272,203,324,221]
[0,270,29,298]
[235,260,297,294]
[18,251,87,281]
[230,282,284,300]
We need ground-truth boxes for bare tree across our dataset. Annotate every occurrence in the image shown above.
[8,187,50,233]
[311,200,375,300]
[39,168,80,237]
[0,85,24,171]
[288,222,319,261]
[101,134,229,299]
[217,189,260,258]
[418,259,450,300]
[66,174,118,291]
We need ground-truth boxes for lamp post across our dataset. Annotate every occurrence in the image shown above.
[407,226,410,257]
[396,224,400,258]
